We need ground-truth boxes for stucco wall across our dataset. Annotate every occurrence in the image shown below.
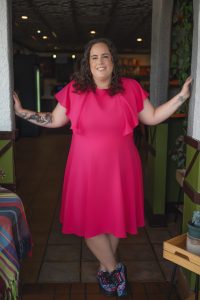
[0,0,13,131]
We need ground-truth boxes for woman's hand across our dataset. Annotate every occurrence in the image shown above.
[13,91,23,115]
[179,76,193,102]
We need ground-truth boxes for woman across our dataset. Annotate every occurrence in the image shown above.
[14,38,192,298]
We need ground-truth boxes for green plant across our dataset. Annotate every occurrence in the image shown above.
[169,0,193,168]
[169,119,187,168]
[170,0,193,114]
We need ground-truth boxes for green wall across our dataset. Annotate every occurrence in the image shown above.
[0,140,14,184]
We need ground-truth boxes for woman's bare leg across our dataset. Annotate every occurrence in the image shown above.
[100,234,119,271]
[85,234,117,272]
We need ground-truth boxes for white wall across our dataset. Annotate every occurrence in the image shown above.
[0,0,13,131]
[187,0,200,140]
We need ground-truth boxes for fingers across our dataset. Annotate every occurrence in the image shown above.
[13,91,19,99]
[185,76,193,84]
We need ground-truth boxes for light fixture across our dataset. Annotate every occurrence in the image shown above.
[53,54,57,59]
[21,16,28,20]
[137,38,143,42]
[72,54,76,59]
[37,30,41,34]
[52,31,57,38]
[42,35,48,40]
[90,30,96,35]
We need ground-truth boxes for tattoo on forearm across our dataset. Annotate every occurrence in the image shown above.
[178,95,187,104]
[20,112,52,124]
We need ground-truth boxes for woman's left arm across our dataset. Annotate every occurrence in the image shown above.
[139,76,192,125]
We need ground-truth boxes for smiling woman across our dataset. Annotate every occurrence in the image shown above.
[89,43,114,88]
[13,37,192,298]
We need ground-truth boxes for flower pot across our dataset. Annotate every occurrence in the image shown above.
[186,221,200,255]
[187,221,200,239]
[186,233,200,256]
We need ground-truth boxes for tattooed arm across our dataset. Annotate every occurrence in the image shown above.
[13,92,69,128]
[139,76,192,125]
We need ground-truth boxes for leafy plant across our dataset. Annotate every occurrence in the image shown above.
[169,0,193,168]
[170,0,193,114]
[169,119,187,168]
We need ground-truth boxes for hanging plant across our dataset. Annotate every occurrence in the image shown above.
[169,0,193,169]
[170,0,193,86]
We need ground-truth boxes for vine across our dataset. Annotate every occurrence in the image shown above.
[169,0,193,168]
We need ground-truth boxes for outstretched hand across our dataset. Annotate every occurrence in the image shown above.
[13,91,23,114]
[179,76,193,101]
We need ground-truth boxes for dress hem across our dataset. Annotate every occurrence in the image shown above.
[60,225,145,239]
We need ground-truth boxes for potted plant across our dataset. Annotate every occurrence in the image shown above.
[186,210,200,255]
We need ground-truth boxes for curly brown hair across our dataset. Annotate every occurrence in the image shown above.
[72,38,124,96]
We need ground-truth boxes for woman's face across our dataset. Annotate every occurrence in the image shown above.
[89,42,114,85]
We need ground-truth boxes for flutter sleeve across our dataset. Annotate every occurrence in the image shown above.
[54,82,73,117]
[132,79,149,113]
[119,78,149,135]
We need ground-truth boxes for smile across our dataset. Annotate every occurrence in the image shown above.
[97,67,106,71]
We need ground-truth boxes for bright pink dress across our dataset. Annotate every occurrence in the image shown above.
[55,77,148,238]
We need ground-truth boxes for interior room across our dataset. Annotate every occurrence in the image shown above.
[1,0,199,299]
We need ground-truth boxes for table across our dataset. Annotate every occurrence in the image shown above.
[0,187,32,299]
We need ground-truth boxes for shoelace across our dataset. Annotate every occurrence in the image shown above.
[101,272,113,285]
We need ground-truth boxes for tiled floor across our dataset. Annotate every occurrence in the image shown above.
[15,129,181,299]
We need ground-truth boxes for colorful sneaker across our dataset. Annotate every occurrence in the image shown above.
[97,270,117,296]
[110,263,128,297]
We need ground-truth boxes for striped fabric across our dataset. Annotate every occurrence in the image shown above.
[0,188,32,300]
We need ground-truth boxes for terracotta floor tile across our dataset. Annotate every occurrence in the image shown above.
[53,295,70,300]
[82,244,97,262]
[129,282,146,295]
[144,282,161,294]
[70,294,85,300]
[87,294,116,300]
[118,243,156,261]
[39,262,80,282]
[22,295,54,300]
[21,283,41,295]
[124,261,164,282]
[145,228,171,244]
[54,283,70,294]
[20,262,41,284]
[81,261,99,282]
[86,283,100,294]
[44,245,81,262]
[48,230,81,245]
[159,260,174,281]
[29,245,46,262]
[120,229,148,244]
[152,243,164,261]
[131,294,147,300]
[71,283,86,294]
[31,231,49,245]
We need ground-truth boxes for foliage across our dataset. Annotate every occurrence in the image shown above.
[170,0,193,85]
[169,119,187,168]
[170,0,193,114]
[169,0,193,168]
[192,211,200,228]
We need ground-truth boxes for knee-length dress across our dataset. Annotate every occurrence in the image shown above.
[55,77,148,238]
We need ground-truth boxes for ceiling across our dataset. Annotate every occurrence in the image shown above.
[12,0,152,54]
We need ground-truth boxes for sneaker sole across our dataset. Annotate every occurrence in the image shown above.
[99,285,117,297]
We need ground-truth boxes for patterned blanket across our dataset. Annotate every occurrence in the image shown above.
[0,188,32,300]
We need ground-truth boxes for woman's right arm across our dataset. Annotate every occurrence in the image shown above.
[13,92,69,128]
